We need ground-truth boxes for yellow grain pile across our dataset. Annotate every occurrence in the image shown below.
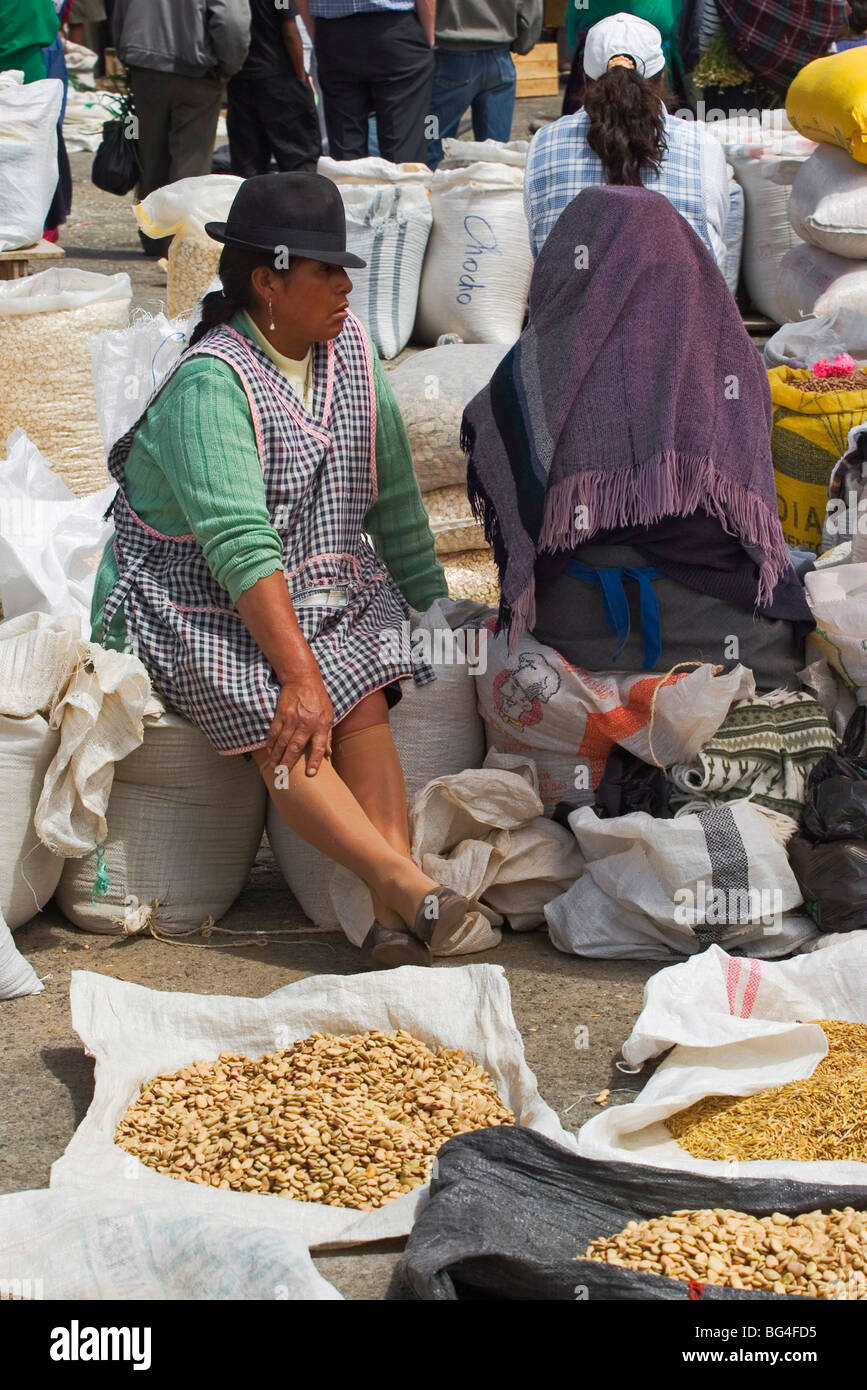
[666,1019,867,1163]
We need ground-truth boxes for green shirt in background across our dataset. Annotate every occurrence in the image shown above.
[0,0,59,68]
[91,315,448,652]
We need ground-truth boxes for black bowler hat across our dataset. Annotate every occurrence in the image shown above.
[205,171,366,268]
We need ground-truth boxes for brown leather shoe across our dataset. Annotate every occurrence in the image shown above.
[359,923,431,970]
[409,887,471,954]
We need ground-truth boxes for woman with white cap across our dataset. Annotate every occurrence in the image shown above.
[524,11,730,271]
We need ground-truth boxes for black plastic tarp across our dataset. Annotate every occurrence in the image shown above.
[396,1126,867,1301]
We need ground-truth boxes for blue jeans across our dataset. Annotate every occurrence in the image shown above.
[427,46,516,168]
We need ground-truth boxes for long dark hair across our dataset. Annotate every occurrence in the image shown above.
[583,65,668,187]
[187,244,297,348]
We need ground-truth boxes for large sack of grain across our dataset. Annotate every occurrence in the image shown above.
[319,157,432,359]
[789,145,867,260]
[424,485,487,555]
[136,175,243,319]
[787,47,867,165]
[55,706,267,934]
[0,713,62,928]
[721,176,743,295]
[439,138,527,168]
[415,164,532,347]
[0,268,132,495]
[387,342,504,491]
[0,72,63,251]
[727,143,812,321]
[768,364,867,552]
[441,549,499,608]
[776,242,867,322]
[89,311,188,452]
[267,599,487,927]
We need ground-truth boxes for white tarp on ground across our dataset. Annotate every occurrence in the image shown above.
[52,964,575,1249]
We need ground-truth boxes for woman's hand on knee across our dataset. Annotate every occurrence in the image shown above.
[267,665,334,776]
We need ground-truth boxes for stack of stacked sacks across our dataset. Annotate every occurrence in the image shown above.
[703,111,815,321]
[779,46,867,320]
[387,344,504,608]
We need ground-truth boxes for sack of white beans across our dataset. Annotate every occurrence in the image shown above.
[442,549,499,609]
[136,175,243,319]
[415,164,533,347]
[775,242,867,321]
[0,269,132,495]
[425,485,486,555]
[387,343,505,492]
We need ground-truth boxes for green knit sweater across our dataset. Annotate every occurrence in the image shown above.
[91,315,447,651]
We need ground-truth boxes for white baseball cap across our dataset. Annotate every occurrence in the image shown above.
[583,12,666,81]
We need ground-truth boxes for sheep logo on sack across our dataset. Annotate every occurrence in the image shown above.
[493,653,561,731]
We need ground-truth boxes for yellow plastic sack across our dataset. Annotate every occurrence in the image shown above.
[786,48,867,165]
[135,175,243,318]
[768,365,867,552]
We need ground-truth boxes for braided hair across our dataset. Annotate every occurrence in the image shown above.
[187,244,298,348]
[583,63,668,187]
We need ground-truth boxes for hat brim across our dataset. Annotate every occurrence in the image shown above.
[204,222,366,268]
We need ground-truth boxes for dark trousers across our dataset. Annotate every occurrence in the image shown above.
[128,66,223,254]
[314,10,434,163]
[226,72,322,175]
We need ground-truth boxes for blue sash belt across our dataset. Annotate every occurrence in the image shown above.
[565,561,662,669]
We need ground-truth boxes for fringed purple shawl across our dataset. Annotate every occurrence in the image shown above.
[463,184,789,647]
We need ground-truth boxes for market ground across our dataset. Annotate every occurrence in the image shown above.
[3,96,662,1300]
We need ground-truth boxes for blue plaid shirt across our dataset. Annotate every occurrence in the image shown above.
[525,110,729,264]
[310,0,414,15]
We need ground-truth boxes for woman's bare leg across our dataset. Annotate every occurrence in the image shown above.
[252,739,437,930]
[331,694,413,931]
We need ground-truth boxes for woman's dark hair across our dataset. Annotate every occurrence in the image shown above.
[583,65,668,187]
[187,244,297,347]
[850,1,867,34]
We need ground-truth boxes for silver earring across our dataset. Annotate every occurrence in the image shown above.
[268,297,275,331]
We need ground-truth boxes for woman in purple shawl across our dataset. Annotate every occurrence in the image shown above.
[464,184,812,689]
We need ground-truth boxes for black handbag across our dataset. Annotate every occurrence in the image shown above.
[91,92,140,196]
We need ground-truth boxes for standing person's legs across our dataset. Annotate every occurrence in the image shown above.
[258,73,322,171]
[470,46,517,142]
[128,66,174,255]
[426,49,482,168]
[314,17,374,159]
[166,74,223,183]
[226,76,272,175]
[371,11,435,163]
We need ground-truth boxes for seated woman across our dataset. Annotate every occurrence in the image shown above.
[463,184,813,690]
[90,172,472,969]
[524,12,730,273]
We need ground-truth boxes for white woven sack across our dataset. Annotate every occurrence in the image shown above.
[53,964,575,1248]
[728,149,807,321]
[776,242,867,321]
[0,1188,339,1300]
[789,144,867,260]
[0,904,43,999]
[722,177,744,295]
[439,138,527,168]
[578,937,867,1185]
[267,599,486,930]
[415,163,532,347]
[317,155,431,186]
[0,73,62,250]
[337,183,432,359]
[55,708,267,935]
[0,712,62,928]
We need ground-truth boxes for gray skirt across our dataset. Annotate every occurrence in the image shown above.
[532,544,805,692]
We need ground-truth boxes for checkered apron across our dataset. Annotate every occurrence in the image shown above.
[102,314,433,754]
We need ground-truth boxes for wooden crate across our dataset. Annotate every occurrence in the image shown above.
[513,43,559,98]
